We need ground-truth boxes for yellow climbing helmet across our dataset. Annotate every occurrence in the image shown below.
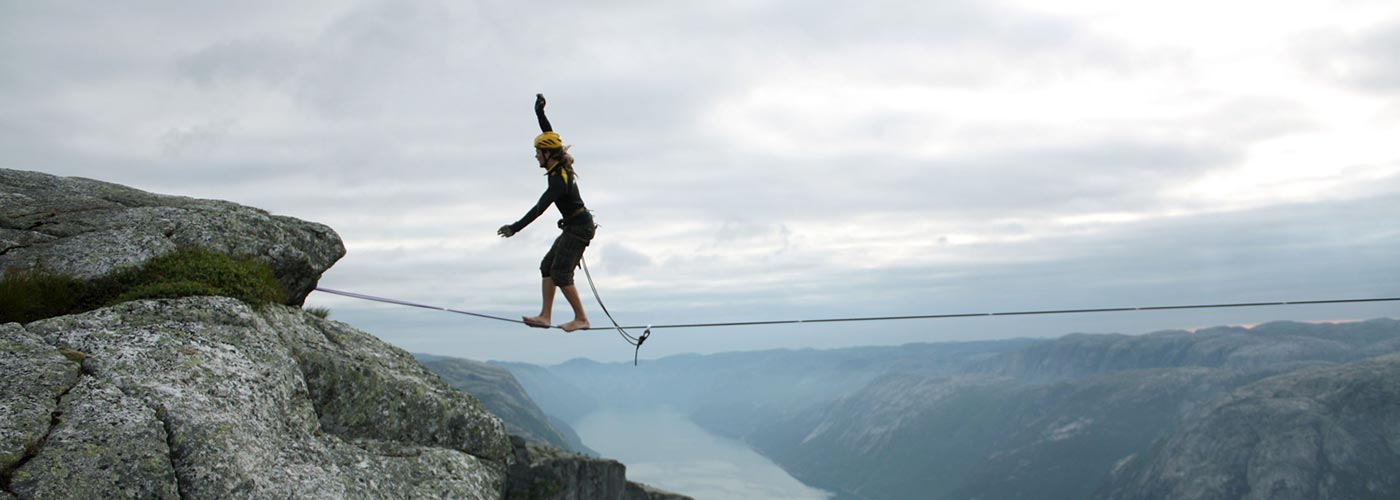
[534,131,563,149]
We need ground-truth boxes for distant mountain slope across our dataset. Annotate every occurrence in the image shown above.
[491,360,602,425]
[1097,353,1400,500]
[416,355,595,455]
[751,366,1303,500]
[751,320,1400,499]
[507,319,1400,500]
[977,319,1400,382]
[508,340,1036,439]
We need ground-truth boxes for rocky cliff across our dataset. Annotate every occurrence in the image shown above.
[4,297,511,498]
[0,168,343,305]
[506,436,682,500]
[0,168,689,500]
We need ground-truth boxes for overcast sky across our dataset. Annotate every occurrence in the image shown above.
[4,0,1398,364]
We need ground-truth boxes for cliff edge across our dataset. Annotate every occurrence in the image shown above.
[0,168,688,500]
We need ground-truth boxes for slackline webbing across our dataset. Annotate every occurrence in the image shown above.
[313,287,1400,332]
[313,287,525,325]
[596,297,1400,330]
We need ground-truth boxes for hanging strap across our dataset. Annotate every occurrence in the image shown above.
[580,255,650,365]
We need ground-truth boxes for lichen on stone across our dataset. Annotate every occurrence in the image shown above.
[0,324,81,479]
[8,377,179,499]
[19,297,510,498]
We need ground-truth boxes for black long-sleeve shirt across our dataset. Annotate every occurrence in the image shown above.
[510,105,586,233]
[509,167,586,233]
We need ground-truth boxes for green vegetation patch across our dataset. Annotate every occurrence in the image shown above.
[111,248,286,305]
[0,248,287,324]
[0,266,91,324]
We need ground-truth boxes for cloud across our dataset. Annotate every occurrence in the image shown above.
[599,242,653,275]
[159,120,238,158]
[740,0,1085,52]
[621,132,1240,227]
[1297,20,1400,93]
[176,39,304,88]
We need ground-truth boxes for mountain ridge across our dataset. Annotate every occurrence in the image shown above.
[505,318,1400,500]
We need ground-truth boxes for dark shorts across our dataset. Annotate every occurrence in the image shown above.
[540,222,596,286]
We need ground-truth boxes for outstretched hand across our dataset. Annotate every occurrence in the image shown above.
[535,93,546,114]
[497,225,516,238]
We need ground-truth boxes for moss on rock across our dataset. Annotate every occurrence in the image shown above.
[0,247,286,323]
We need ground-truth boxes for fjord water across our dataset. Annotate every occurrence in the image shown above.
[574,408,832,500]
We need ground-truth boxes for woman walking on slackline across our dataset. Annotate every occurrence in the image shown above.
[498,93,595,332]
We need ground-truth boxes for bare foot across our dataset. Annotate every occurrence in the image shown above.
[523,315,551,329]
[559,319,590,332]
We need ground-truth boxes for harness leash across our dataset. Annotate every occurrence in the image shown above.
[580,254,650,365]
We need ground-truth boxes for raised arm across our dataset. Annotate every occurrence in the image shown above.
[535,93,553,132]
